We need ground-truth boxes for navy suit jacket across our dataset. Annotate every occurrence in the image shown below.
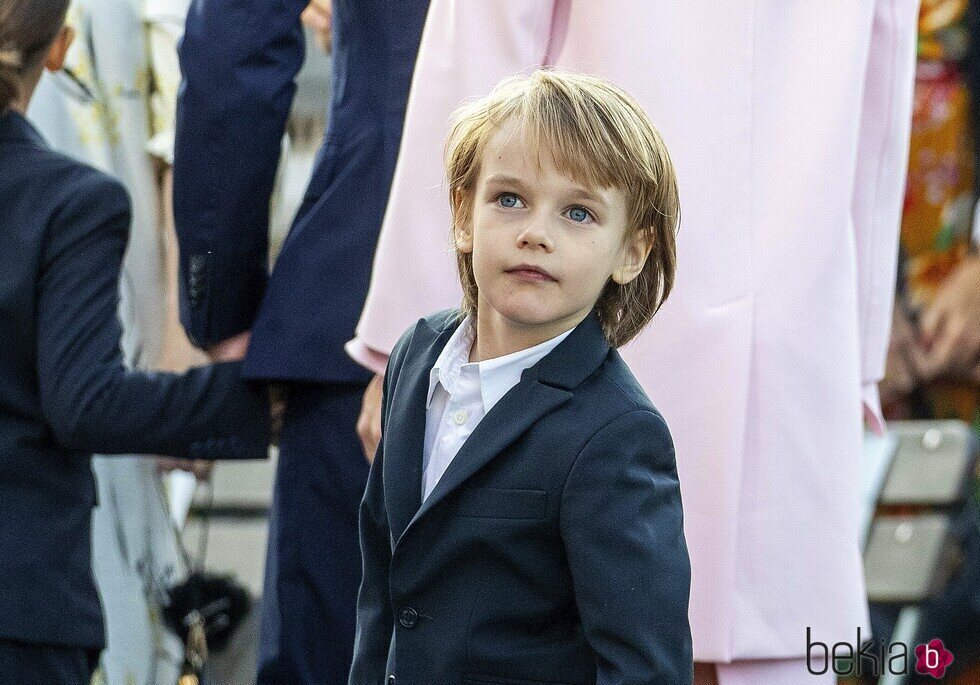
[173,0,429,384]
[0,111,270,649]
[349,309,693,685]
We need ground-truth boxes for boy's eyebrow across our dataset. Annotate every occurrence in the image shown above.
[566,186,608,207]
[484,173,530,191]
[485,174,609,207]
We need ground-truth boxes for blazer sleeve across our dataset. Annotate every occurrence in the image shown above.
[850,0,918,433]
[560,410,693,685]
[351,0,562,365]
[172,0,309,348]
[348,326,415,685]
[36,173,270,460]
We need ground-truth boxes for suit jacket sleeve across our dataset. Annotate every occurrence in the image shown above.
[348,326,415,684]
[351,0,561,364]
[560,410,693,685]
[172,0,309,347]
[36,173,270,460]
[850,0,918,432]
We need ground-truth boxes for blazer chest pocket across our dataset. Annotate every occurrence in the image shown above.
[452,488,547,520]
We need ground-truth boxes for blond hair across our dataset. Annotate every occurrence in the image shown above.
[444,69,679,348]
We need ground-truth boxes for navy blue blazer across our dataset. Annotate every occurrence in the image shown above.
[173,0,429,384]
[349,308,693,685]
[0,110,270,649]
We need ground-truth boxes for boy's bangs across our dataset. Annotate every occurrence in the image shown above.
[509,91,634,194]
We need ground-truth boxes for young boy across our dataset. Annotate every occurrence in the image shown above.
[349,70,692,685]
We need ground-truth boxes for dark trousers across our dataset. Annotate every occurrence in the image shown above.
[256,382,370,684]
[0,639,100,684]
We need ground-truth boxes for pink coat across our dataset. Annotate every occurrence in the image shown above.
[348,0,918,662]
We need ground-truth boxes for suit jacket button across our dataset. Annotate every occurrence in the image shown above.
[188,253,207,307]
[388,676,395,684]
[399,607,418,628]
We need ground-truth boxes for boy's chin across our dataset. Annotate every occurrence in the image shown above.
[485,298,569,330]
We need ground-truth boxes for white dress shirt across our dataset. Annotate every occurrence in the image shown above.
[422,314,573,502]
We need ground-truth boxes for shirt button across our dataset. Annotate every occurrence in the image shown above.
[453,409,468,425]
[399,607,419,628]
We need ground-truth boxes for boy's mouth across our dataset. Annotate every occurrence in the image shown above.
[505,263,557,282]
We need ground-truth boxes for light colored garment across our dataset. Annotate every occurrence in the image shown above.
[348,0,919,663]
[715,657,836,684]
[144,0,191,163]
[423,314,572,501]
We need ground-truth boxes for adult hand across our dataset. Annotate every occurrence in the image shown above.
[880,300,921,407]
[913,255,980,382]
[969,359,980,384]
[206,329,251,362]
[156,457,214,480]
[269,383,288,446]
[302,0,332,54]
[693,663,718,685]
[206,331,286,447]
[357,373,384,463]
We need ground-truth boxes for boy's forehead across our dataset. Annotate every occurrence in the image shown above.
[480,121,549,171]
[477,120,612,194]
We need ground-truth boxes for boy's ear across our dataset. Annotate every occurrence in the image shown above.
[452,189,474,253]
[613,227,653,285]
[44,25,75,73]
[454,220,473,253]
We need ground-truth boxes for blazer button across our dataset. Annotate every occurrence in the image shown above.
[399,607,418,628]
[388,676,395,684]
[188,253,208,308]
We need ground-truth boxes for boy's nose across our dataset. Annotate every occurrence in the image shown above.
[516,219,554,251]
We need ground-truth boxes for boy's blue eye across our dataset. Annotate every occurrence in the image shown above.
[567,206,592,223]
[497,193,523,208]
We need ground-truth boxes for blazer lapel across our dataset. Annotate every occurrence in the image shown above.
[382,314,458,545]
[391,307,611,551]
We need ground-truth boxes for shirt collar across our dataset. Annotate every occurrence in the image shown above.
[426,313,574,413]
[426,313,476,408]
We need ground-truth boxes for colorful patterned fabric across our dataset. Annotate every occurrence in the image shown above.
[898,0,980,427]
